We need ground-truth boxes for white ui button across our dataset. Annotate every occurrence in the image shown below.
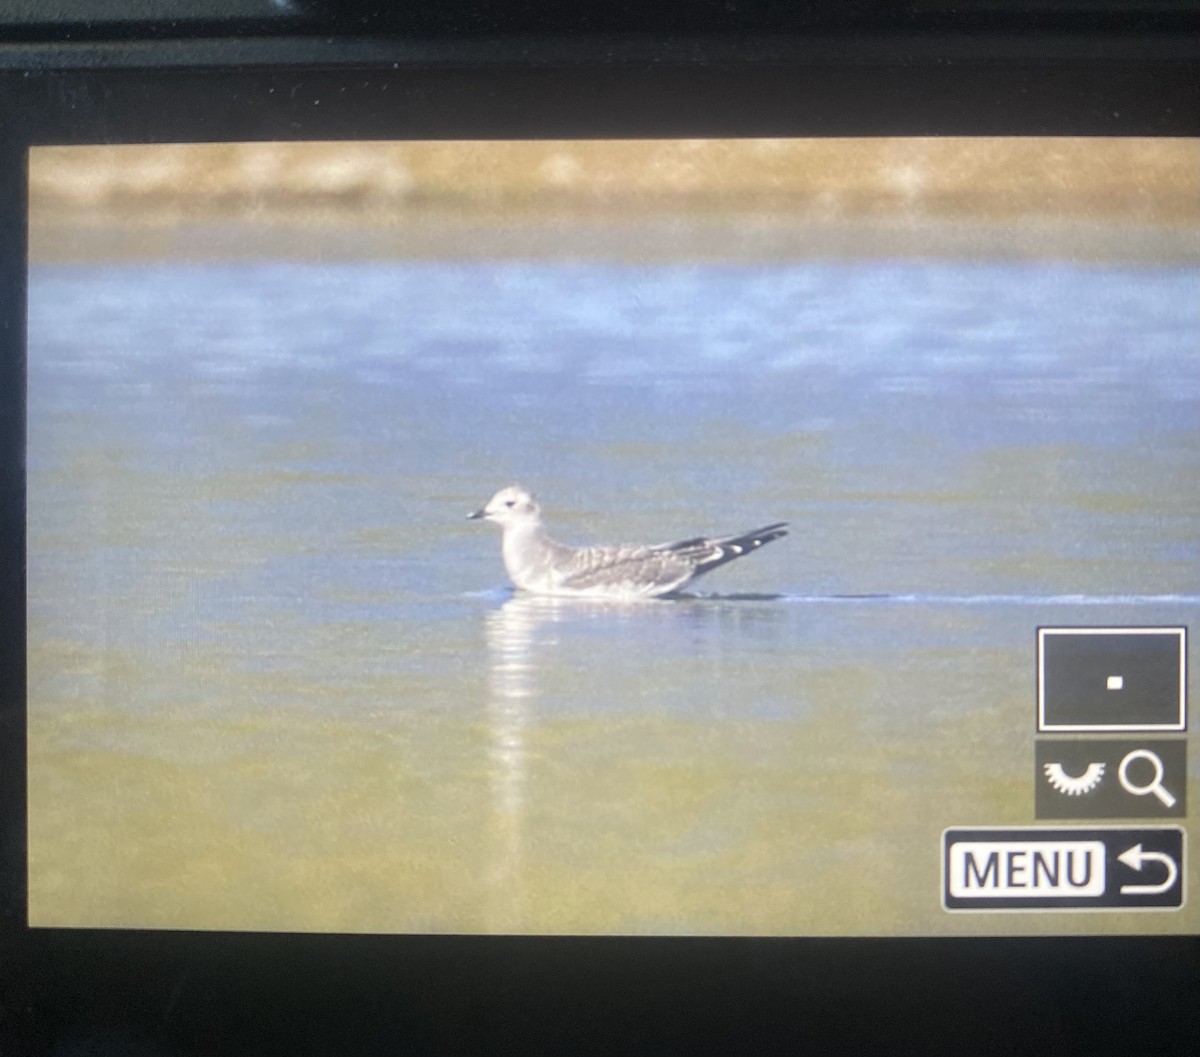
[947,840,1106,899]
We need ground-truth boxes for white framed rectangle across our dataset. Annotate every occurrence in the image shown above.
[1037,626,1187,733]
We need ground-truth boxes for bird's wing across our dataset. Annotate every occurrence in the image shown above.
[557,544,695,594]
[658,523,789,573]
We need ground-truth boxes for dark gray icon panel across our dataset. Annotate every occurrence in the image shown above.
[1035,739,1186,819]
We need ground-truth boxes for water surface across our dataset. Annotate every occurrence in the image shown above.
[27,257,1200,934]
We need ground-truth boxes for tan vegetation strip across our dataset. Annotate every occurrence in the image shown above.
[30,139,1199,222]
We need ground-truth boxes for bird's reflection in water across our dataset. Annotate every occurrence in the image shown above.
[481,593,551,928]
[480,592,661,926]
[480,591,787,927]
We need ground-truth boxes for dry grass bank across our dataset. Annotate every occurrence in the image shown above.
[28,139,1199,263]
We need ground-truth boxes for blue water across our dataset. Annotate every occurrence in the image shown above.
[25,256,1200,935]
[29,259,1200,610]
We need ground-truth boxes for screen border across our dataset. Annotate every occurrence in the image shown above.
[3,37,1199,1055]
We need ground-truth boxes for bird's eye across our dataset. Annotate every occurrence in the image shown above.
[505,500,516,508]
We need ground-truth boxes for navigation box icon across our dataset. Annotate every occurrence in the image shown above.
[1038,627,1186,732]
[942,826,1185,912]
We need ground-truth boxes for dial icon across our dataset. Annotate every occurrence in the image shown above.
[1043,761,1106,796]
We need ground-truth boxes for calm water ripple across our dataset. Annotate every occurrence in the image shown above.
[27,256,1200,935]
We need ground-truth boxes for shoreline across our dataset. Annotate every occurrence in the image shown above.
[29,211,1200,266]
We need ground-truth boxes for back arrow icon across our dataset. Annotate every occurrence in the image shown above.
[1117,843,1179,896]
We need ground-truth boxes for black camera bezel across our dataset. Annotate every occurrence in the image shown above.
[2,25,1198,1056]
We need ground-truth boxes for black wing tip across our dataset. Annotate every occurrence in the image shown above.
[661,521,789,559]
[746,522,788,543]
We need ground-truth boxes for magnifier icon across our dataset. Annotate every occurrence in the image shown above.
[1118,749,1177,808]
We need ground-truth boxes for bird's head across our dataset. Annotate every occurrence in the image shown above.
[467,485,542,528]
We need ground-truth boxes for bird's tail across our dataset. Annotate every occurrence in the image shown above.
[663,522,788,573]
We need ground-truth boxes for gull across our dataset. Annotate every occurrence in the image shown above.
[468,485,787,599]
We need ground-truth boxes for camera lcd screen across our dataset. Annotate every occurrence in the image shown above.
[25,137,1198,936]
